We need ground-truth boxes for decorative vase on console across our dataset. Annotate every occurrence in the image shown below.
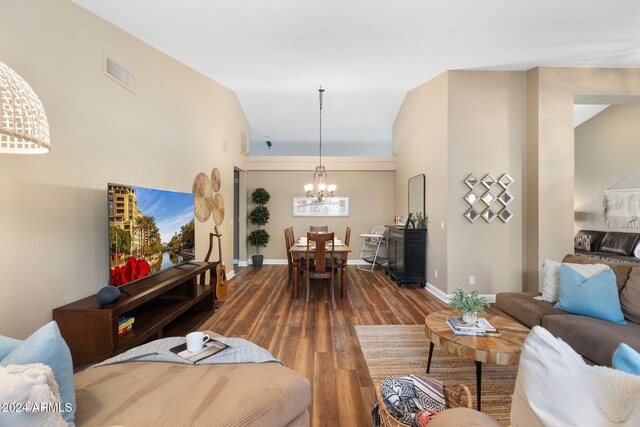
[414,211,427,229]
[449,288,488,325]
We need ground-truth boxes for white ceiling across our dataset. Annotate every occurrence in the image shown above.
[72,0,640,151]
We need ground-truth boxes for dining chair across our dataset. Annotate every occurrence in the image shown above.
[334,226,351,272]
[306,231,335,302]
[284,227,294,289]
[285,227,305,289]
[309,225,328,232]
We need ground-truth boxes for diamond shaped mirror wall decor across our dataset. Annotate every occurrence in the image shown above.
[481,174,496,189]
[464,191,479,206]
[498,173,514,189]
[481,208,497,223]
[464,207,480,223]
[481,191,495,206]
[464,174,478,189]
[498,208,514,223]
[498,190,513,206]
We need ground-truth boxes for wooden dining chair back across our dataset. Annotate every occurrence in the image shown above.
[284,227,294,289]
[344,226,351,246]
[306,231,335,301]
[309,225,328,232]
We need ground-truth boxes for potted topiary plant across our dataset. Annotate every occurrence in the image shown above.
[449,288,488,324]
[248,187,270,267]
[414,211,427,229]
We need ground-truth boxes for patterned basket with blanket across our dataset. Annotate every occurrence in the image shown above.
[375,377,471,427]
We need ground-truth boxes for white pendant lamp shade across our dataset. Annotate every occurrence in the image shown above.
[0,61,51,154]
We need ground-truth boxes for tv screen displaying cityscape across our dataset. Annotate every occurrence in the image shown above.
[108,183,196,286]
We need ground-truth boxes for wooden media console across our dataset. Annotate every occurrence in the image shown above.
[53,262,216,364]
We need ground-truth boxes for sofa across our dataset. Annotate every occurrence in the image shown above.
[574,229,640,264]
[423,326,640,427]
[1,326,311,427]
[496,254,640,366]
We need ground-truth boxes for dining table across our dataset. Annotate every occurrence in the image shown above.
[289,242,352,299]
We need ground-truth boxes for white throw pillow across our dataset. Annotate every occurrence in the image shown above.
[510,326,640,427]
[535,260,610,303]
[634,242,640,259]
[0,363,66,427]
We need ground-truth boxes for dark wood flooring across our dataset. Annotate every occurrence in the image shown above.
[201,265,447,427]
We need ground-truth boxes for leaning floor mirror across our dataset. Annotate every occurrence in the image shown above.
[408,174,426,221]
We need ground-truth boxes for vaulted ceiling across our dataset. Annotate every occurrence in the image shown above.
[72,0,640,155]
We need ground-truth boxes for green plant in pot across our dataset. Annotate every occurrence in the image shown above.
[414,211,427,229]
[449,288,488,324]
[248,188,270,267]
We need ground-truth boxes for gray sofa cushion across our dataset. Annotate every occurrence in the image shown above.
[620,266,640,324]
[599,232,640,256]
[495,292,568,329]
[541,314,640,367]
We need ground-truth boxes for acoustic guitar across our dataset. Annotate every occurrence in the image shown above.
[215,263,228,300]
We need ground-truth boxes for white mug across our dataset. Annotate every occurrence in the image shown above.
[186,331,210,352]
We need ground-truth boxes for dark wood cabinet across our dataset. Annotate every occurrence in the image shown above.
[53,262,215,364]
[386,226,427,287]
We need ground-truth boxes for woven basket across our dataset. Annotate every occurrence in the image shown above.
[375,382,472,427]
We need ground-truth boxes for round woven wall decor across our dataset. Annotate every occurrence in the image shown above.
[211,168,221,193]
[212,193,225,225]
[192,172,214,222]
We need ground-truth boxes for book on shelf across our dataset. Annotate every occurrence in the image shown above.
[169,339,230,364]
[118,324,133,336]
[118,316,135,327]
[447,316,497,333]
[445,319,501,337]
[118,316,135,330]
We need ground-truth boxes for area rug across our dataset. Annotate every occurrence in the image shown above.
[355,324,517,424]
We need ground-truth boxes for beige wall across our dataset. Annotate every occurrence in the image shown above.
[575,105,640,232]
[447,72,526,294]
[393,73,449,292]
[394,71,526,295]
[246,171,394,261]
[0,0,249,338]
[526,68,640,290]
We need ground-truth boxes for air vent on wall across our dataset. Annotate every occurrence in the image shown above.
[104,55,136,93]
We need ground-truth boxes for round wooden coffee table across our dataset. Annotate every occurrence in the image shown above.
[424,310,529,411]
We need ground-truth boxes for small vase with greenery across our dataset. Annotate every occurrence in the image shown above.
[449,288,488,324]
[248,188,270,267]
[414,211,427,229]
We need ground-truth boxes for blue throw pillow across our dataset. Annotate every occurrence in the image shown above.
[554,265,626,324]
[612,343,640,375]
[0,321,75,426]
[0,335,21,360]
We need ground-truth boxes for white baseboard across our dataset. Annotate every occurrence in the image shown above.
[425,282,496,304]
[425,282,449,303]
[226,269,235,280]
[237,261,248,267]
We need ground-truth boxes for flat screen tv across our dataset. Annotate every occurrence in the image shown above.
[108,183,195,286]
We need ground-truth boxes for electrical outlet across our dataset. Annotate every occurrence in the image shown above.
[469,276,475,285]
[434,270,438,279]
[440,221,445,230]
[223,142,229,153]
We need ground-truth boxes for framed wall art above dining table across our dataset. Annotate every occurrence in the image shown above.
[292,196,350,217]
